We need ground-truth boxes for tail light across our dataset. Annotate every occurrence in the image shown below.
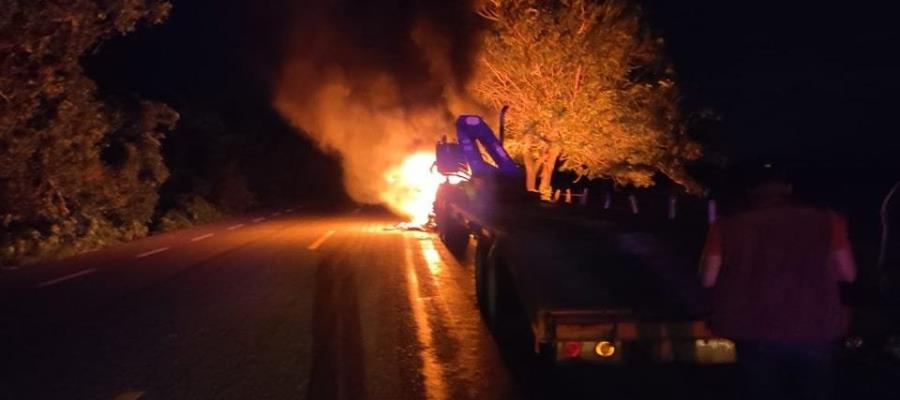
[562,341,582,358]
[595,341,616,357]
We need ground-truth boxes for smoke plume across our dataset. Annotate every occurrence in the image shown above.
[272,0,485,212]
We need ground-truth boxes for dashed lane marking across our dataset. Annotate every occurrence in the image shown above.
[271,212,282,217]
[307,230,336,250]
[227,224,245,231]
[136,247,170,259]
[190,233,215,242]
[36,268,98,288]
[252,217,266,223]
[285,208,293,212]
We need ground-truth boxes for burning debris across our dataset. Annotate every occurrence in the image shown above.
[391,220,436,232]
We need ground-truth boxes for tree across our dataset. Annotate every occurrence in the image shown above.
[471,0,701,197]
[0,0,175,264]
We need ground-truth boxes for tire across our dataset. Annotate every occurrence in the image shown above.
[484,244,515,332]
[438,214,469,256]
[482,246,550,367]
[474,238,490,315]
[537,342,558,368]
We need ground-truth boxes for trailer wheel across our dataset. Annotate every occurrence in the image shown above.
[484,248,516,332]
[483,245,544,365]
[538,342,557,367]
[474,238,491,314]
[438,214,469,256]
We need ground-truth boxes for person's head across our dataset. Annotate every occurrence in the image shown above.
[739,162,792,204]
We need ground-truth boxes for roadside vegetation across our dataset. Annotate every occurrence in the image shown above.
[0,1,177,266]
[472,0,702,197]
[0,1,341,267]
[1,0,700,267]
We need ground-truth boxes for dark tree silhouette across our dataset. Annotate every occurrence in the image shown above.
[0,0,176,265]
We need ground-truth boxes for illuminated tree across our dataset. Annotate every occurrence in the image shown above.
[472,0,701,197]
[0,0,175,264]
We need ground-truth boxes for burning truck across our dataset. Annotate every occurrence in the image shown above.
[430,114,736,365]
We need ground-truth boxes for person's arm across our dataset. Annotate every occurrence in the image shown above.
[830,213,857,283]
[700,222,723,288]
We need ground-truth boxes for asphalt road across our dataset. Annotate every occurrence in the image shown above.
[0,208,524,399]
[3,208,894,400]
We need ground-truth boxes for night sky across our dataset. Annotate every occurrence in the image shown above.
[90,0,900,167]
[645,1,900,163]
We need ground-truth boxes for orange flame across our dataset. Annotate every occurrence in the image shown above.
[381,151,446,225]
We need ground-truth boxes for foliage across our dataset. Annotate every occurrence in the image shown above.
[0,0,175,266]
[472,0,701,194]
[158,101,343,216]
[155,194,224,232]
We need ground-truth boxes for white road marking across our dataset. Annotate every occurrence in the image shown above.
[352,207,362,214]
[190,233,214,242]
[285,208,293,212]
[307,230,336,250]
[227,224,245,231]
[271,212,281,217]
[112,391,145,400]
[252,217,266,223]
[136,247,170,259]
[81,248,100,254]
[36,268,98,288]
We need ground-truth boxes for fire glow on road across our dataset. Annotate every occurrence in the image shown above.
[404,237,449,400]
[401,231,499,399]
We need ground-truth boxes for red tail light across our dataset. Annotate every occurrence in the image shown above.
[563,341,582,358]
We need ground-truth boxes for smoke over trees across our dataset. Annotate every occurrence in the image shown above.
[274,0,702,210]
[0,0,705,265]
[272,0,486,212]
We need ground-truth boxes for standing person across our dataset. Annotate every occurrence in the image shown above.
[700,165,857,400]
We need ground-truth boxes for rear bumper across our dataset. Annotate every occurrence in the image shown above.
[550,338,736,364]
[534,310,736,365]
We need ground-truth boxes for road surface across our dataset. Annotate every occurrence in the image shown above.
[2,208,891,399]
[0,208,527,399]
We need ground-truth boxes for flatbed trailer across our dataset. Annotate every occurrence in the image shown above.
[433,115,736,365]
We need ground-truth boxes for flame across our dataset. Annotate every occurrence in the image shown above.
[381,151,446,225]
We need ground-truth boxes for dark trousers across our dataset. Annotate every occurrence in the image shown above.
[736,340,836,400]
